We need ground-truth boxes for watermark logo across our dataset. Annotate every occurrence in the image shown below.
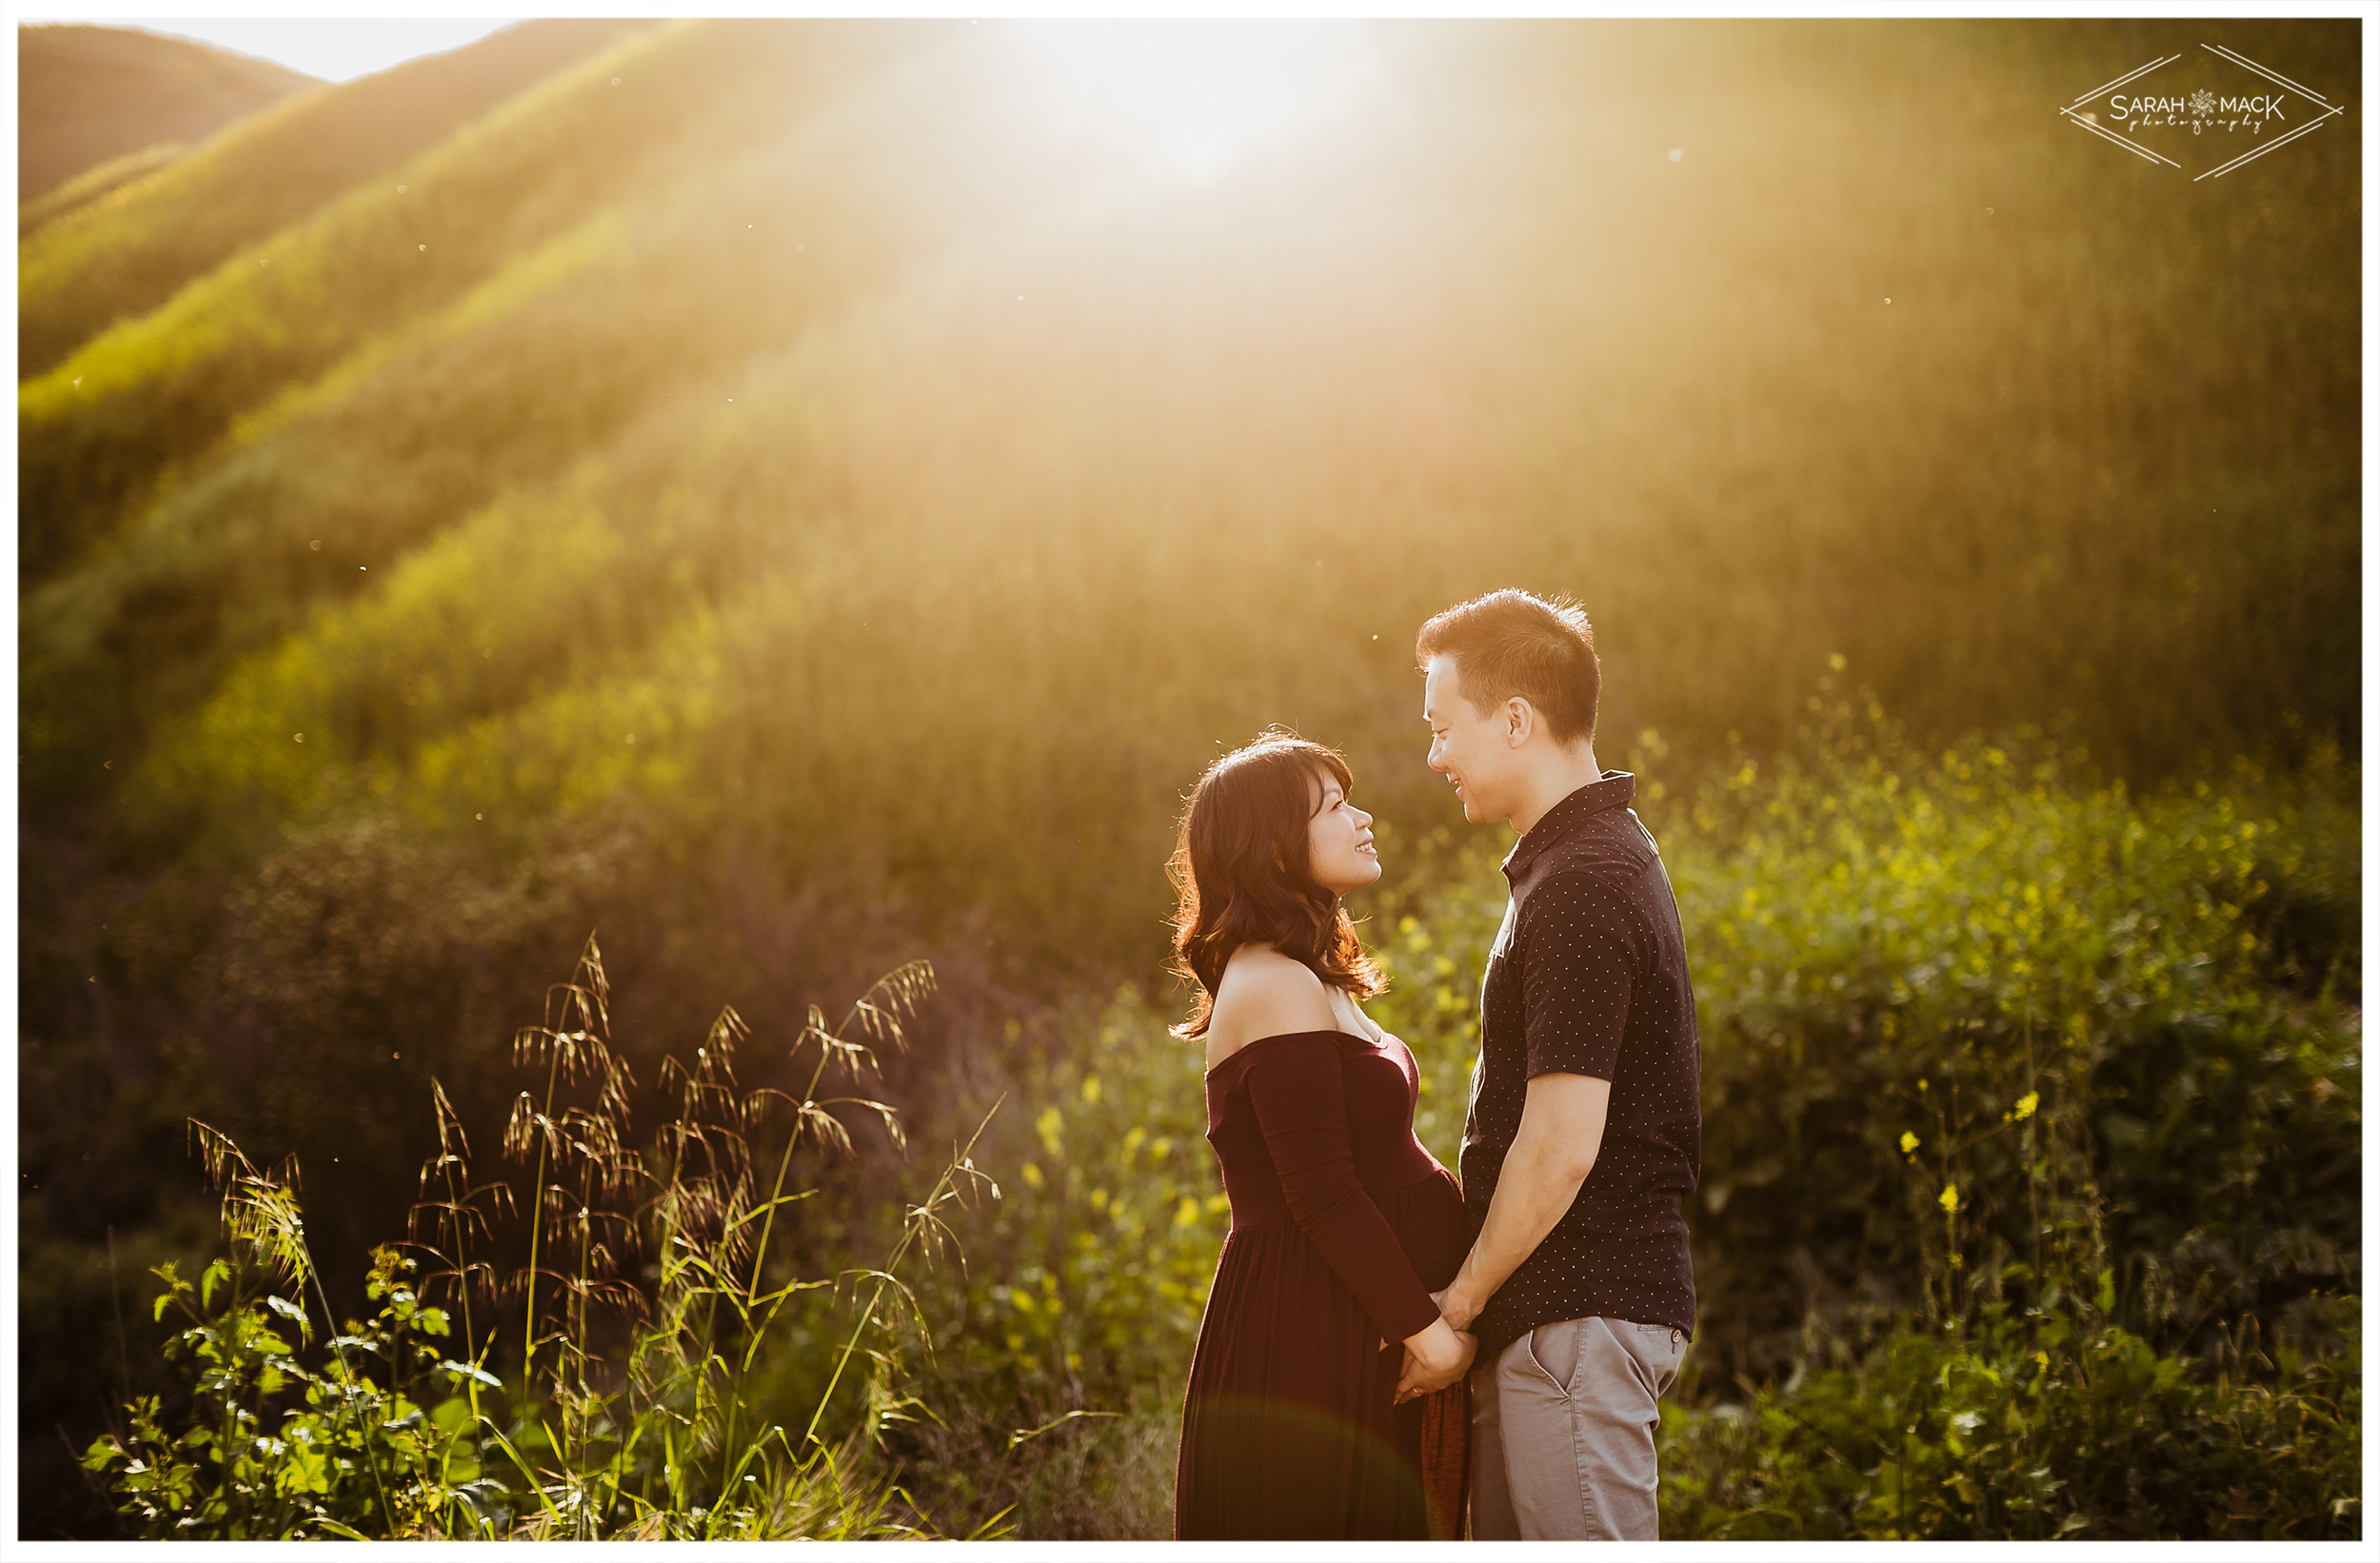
[2061,43,2344,180]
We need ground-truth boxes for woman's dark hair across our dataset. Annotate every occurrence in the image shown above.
[1168,726,1384,1039]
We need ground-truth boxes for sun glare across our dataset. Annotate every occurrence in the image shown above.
[1021,21,1378,182]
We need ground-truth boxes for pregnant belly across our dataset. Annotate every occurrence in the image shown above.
[1378,1166,1468,1294]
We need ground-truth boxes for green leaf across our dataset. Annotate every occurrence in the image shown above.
[438,1359,502,1390]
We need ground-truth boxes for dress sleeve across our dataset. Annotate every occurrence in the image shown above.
[1241,1033,1443,1344]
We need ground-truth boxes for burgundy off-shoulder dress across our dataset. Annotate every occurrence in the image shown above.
[1173,1028,1470,1540]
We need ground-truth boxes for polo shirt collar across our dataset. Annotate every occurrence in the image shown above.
[1501,770,1637,880]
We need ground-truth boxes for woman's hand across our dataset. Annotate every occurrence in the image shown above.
[1393,1317,1478,1404]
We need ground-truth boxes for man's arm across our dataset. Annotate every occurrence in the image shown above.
[1433,1071,1611,1333]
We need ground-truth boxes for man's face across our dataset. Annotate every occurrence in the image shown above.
[1423,654,1517,826]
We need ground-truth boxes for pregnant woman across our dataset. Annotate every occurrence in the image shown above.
[1169,728,1477,1539]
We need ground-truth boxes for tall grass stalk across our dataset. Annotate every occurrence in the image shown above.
[87,941,987,1539]
[188,1120,402,1535]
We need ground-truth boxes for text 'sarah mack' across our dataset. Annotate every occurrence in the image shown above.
[2107,92,2289,123]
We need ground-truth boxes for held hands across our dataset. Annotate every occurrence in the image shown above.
[1393,1317,1478,1405]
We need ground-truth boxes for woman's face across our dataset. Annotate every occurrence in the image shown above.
[1304,770,1380,896]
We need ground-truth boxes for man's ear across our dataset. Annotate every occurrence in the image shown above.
[1503,697,1536,747]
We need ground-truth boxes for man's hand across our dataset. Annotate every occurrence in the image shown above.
[1394,1318,1478,1404]
[1433,1073,1611,1338]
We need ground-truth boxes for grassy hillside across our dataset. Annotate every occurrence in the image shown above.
[32,20,2357,901]
[15,24,313,207]
[20,143,186,238]
[17,18,654,378]
[17,16,2361,1539]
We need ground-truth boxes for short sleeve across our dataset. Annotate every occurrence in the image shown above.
[1517,869,1643,1081]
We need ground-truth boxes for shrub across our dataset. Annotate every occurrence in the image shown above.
[1667,692,2360,1380]
[1660,1299,2362,1539]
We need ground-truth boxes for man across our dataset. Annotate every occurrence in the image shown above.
[1416,588,1702,1541]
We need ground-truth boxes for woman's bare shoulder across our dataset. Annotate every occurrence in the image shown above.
[1206,947,1337,1066]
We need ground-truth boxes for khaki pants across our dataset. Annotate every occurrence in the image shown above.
[1469,1316,1687,1540]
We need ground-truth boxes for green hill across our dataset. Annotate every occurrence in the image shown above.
[15,24,314,208]
[20,141,188,238]
[15,18,2361,1535]
[18,18,655,377]
[22,18,2356,860]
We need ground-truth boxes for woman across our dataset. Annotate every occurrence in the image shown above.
[1170,728,1477,1540]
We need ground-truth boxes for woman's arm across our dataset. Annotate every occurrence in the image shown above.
[1242,1039,1477,1395]
[1241,1033,1444,1342]
[1224,960,1478,1395]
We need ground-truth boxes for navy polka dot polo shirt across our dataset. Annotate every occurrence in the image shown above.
[1460,770,1703,1356]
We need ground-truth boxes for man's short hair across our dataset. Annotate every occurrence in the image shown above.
[1416,588,1600,745]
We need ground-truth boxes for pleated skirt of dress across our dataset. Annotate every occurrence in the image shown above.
[1174,1174,1470,1540]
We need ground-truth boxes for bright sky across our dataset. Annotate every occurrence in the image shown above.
[10,5,1962,88]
